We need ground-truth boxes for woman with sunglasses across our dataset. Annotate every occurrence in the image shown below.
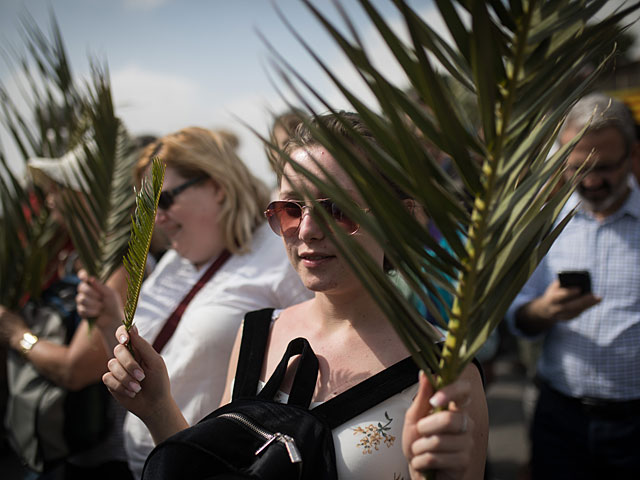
[102,115,488,479]
[76,126,311,479]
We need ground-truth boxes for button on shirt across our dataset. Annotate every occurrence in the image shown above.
[507,184,640,401]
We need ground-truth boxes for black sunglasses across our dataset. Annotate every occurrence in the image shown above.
[264,199,368,237]
[158,176,207,210]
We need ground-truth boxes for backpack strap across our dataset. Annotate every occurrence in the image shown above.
[313,356,419,429]
[258,337,319,408]
[231,308,275,400]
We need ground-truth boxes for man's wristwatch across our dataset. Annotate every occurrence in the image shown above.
[19,332,39,354]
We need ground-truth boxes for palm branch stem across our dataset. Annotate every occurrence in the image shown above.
[437,0,535,391]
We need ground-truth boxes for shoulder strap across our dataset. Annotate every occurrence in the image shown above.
[231,308,274,400]
[313,356,419,429]
[257,337,318,408]
[314,353,486,429]
[153,249,231,353]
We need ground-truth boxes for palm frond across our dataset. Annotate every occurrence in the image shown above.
[268,0,639,389]
[58,63,138,285]
[122,157,165,331]
[0,13,82,307]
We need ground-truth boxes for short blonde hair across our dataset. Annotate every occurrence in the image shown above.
[137,127,270,254]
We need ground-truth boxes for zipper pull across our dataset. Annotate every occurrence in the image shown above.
[280,434,302,464]
[255,433,281,456]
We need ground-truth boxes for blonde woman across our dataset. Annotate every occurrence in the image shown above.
[76,126,311,479]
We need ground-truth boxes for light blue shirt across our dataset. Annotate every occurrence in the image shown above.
[507,182,640,400]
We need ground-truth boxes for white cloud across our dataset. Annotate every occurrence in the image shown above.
[111,64,277,187]
[111,65,206,134]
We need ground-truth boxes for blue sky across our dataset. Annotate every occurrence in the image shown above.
[0,0,439,186]
[1,0,637,187]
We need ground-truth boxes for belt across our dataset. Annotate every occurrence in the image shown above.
[537,379,640,418]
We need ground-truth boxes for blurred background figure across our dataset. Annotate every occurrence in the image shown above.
[508,92,640,480]
[76,126,311,479]
[0,143,134,480]
[265,108,306,185]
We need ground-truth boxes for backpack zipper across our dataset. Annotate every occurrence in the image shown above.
[218,413,302,464]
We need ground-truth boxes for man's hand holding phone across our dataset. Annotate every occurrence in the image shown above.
[558,270,592,295]
[515,273,601,335]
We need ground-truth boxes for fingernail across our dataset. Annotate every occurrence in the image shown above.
[129,381,141,393]
[126,389,136,398]
[133,369,145,381]
[119,335,128,344]
[430,392,446,408]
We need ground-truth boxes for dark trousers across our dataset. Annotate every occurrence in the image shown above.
[531,382,640,480]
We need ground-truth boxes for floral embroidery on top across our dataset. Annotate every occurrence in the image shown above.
[353,411,396,454]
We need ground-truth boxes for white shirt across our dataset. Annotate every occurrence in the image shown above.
[124,222,312,478]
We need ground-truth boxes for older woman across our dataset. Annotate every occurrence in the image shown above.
[101,116,488,479]
[76,127,311,479]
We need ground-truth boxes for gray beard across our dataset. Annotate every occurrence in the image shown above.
[580,183,630,214]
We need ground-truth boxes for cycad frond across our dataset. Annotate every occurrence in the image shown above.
[270,0,639,388]
[122,157,165,331]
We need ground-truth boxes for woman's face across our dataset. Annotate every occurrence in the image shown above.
[279,146,384,295]
[155,166,226,267]
[45,184,65,225]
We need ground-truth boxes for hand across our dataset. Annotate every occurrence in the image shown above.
[102,325,171,424]
[76,269,123,333]
[0,305,29,350]
[403,372,474,480]
[527,280,601,323]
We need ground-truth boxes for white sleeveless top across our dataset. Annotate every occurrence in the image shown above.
[257,380,417,479]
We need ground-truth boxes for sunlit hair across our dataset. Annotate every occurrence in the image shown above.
[280,111,409,199]
[136,126,270,254]
[561,92,637,153]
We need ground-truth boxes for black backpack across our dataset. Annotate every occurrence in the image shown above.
[141,308,419,480]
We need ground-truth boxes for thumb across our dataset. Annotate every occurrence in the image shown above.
[405,370,436,428]
[77,269,89,282]
[127,325,162,367]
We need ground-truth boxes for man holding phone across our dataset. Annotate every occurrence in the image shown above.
[508,93,640,479]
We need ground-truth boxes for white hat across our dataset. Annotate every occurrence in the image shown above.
[27,139,98,192]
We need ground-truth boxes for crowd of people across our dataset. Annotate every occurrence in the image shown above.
[1,90,639,480]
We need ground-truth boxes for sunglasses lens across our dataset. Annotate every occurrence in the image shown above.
[320,200,359,234]
[266,201,303,236]
[158,192,172,210]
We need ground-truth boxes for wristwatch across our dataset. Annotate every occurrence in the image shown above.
[19,332,39,354]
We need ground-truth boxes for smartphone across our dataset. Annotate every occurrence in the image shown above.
[558,270,592,295]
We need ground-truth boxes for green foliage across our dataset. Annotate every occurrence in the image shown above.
[57,65,138,284]
[0,13,82,307]
[122,157,165,331]
[0,13,138,312]
[269,0,640,390]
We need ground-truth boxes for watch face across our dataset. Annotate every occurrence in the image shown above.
[20,332,38,352]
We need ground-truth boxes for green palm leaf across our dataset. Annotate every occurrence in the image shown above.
[268,0,639,392]
[0,13,83,307]
[122,157,165,332]
[56,64,138,286]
